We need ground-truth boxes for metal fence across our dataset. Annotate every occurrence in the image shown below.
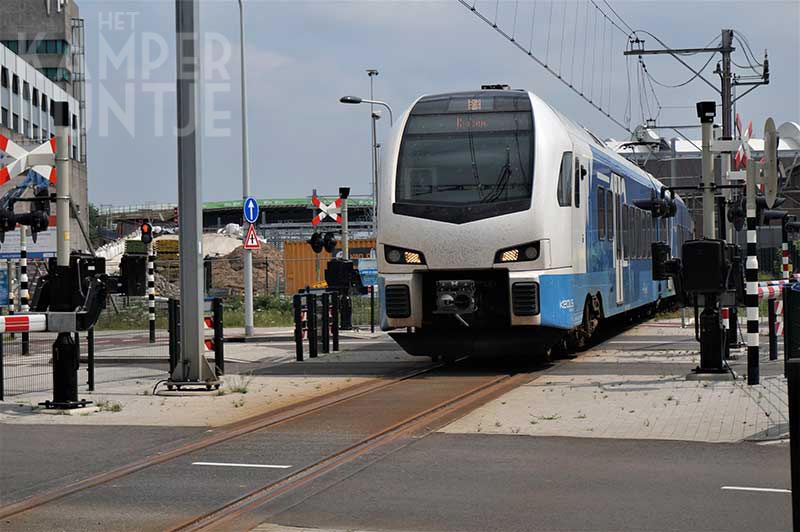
[1,297,171,400]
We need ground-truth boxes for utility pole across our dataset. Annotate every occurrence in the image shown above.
[238,0,254,337]
[174,0,217,386]
[624,29,768,233]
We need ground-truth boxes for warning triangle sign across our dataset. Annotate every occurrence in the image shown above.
[243,223,260,250]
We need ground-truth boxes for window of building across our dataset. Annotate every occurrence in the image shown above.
[41,94,48,112]
[32,88,39,107]
[41,68,71,83]
[0,67,7,88]
[23,119,29,137]
[2,40,19,54]
[607,189,614,241]
[72,145,78,161]
[1,107,7,127]
[72,114,78,129]
[12,74,19,94]
[597,187,606,240]
[22,81,30,101]
[557,152,573,207]
[33,124,39,140]
[12,113,19,132]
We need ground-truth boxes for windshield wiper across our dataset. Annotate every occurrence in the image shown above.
[481,147,512,203]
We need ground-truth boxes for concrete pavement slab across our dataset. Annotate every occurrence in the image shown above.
[442,318,790,443]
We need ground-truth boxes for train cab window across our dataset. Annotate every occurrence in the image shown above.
[557,152,573,207]
[574,160,582,208]
[607,190,614,241]
[597,187,605,240]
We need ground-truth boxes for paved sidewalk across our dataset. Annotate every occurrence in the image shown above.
[443,319,789,443]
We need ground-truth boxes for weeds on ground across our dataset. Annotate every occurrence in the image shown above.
[225,374,253,394]
[96,400,122,413]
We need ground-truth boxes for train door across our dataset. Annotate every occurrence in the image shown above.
[572,155,588,272]
[611,174,626,305]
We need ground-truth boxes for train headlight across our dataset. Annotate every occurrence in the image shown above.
[385,245,427,265]
[495,242,540,263]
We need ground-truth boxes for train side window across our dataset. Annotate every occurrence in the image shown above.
[635,210,640,258]
[622,204,629,259]
[597,187,605,240]
[557,152,573,207]
[638,210,644,258]
[607,190,614,241]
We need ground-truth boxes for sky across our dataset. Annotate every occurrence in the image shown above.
[77,0,800,206]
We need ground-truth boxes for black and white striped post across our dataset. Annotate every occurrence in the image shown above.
[148,243,156,343]
[745,161,760,385]
[20,226,29,356]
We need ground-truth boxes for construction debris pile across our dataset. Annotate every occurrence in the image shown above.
[208,243,283,296]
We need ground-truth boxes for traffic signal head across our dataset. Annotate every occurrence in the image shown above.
[323,232,337,253]
[308,232,324,253]
[727,198,745,232]
[141,222,153,244]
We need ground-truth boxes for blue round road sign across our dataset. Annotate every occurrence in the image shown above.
[243,197,259,224]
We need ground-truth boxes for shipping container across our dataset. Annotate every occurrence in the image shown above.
[283,239,375,295]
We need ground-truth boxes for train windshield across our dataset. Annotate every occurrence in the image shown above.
[395,92,534,223]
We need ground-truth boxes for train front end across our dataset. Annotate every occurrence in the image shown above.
[378,89,567,358]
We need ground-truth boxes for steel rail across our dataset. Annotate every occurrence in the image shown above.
[0,363,443,520]
[169,371,533,532]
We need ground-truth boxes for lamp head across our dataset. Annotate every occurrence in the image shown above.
[339,96,362,104]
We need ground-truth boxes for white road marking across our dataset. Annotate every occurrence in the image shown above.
[192,462,292,469]
[604,340,693,345]
[721,486,791,494]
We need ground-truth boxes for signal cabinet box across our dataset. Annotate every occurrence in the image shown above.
[682,239,728,294]
[120,254,147,296]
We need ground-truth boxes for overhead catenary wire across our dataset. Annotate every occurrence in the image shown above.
[458,0,632,133]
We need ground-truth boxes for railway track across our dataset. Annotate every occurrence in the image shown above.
[1,357,540,532]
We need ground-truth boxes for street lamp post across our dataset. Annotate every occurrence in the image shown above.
[339,95,394,234]
[367,70,378,232]
[238,0,254,337]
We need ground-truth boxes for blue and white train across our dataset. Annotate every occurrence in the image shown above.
[377,87,693,358]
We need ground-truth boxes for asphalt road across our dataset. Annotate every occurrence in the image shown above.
[266,433,791,532]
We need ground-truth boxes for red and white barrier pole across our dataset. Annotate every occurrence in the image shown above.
[0,314,47,333]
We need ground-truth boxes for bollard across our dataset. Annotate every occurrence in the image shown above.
[293,294,303,362]
[321,292,330,354]
[769,301,778,361]
[331,291,340,352]
[370,285,375,334]
[788,358,800,529]
[308,293,318,359]
[87,327,95,392]
[212,297,224,376]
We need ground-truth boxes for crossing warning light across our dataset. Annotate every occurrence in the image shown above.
[141,222,153,244]
[308,232,324,254]
[323,232,337,253]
